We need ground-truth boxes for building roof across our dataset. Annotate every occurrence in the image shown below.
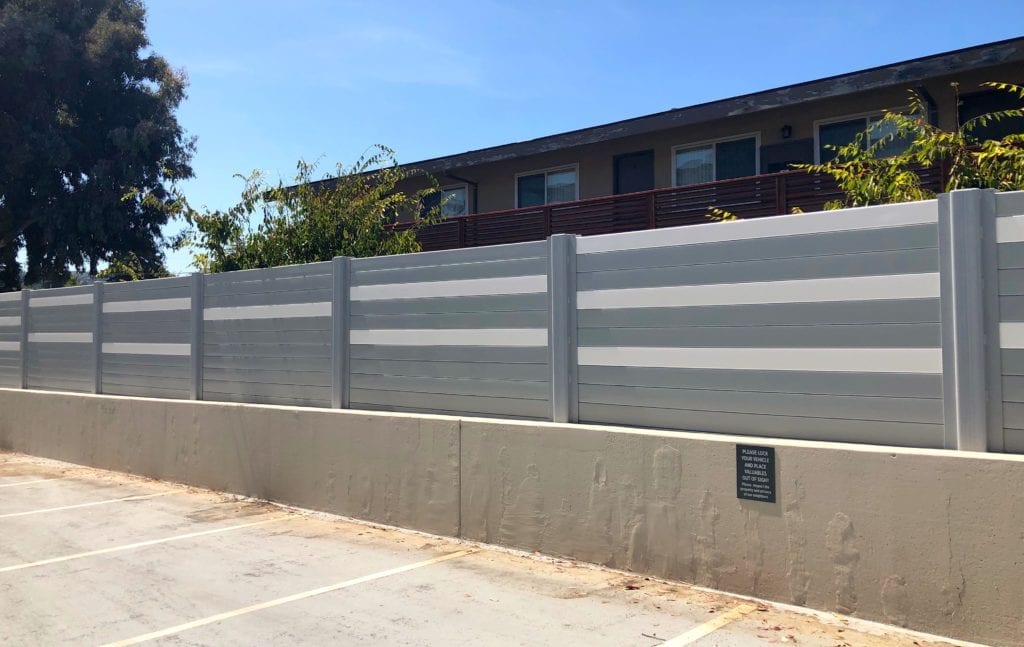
[404,37,1024,175]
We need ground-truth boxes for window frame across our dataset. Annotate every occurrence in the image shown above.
[813,109,911,164]
[514,163,580,208]
[670,132,761,187]
[437,183,470,218]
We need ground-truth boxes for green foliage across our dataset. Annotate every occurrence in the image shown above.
[796,82,1024,209]
[174,146,443,273]
[0,0,193,291]
[95,252,171,282]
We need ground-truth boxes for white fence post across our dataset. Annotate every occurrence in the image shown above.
[19,289,29,389]
[939,188,998,451]
[190,272,204,401]
[93,280,104,394]
[332,256,351,409]
[549,234,578,423]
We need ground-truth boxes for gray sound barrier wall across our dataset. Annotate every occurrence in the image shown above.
[24,285,96,393]
[202,262,334,407]
[348,242,551,419]
[0,291,22,387]
[993,191,1024,453]
[101,276,193,399]
[574,201,945,447]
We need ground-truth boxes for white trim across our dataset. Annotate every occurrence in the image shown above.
[576,200,937,254]
[203,302,331,321]
[577,273,938,310]
[350,328,548,347]
[350,274,547,301]
[996,214,1024,243]
[29,293,93,308]
[670,132,761,187]
[514,163,580,208]
[0,341,19,352]
[999,322,1024,348]
[102,342,191,356]
[439,183,470,218]
[27,332,92,344]
[577,346,942,374]
[0,316,20,327]
[103,298,191,313]
[0,292,21,302]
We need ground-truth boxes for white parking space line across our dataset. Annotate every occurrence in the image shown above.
[0,492,171,519]
[0,478,62,488]
[100,549,476,647]
[0,515,290,574]
[660,603,757,645]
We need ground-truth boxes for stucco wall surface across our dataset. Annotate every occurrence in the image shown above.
[0,389,460,537]
[1,388,1022,645]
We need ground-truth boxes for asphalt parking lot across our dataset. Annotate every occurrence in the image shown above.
[0,452,967,646]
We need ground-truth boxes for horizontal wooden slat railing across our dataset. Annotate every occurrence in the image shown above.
[409,167,948,251]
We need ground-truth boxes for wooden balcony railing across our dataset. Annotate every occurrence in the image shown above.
[410,166,948,251]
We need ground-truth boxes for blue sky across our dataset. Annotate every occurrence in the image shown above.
[146,0,1024,273]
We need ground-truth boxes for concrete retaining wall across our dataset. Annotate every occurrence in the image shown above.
[1,388,1021,645]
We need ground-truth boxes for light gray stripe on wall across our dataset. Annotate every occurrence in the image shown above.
[28,332,93,343]
[30,293,93,307]
[203,302,331,321]
[0,292,21,302]
[0,316,20,327]
[577,346,942,374]
[352,256,547,286]
[350,328,548,347]
[103,298,190,313]
[350,275,547,301]
[350,310,548,330]
[350,293,548,316]
[577,273,939,309]
[0,342,19,352]
[102,343,191,356]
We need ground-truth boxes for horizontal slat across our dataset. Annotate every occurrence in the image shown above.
[202,355,331,372]
[578,346,942,374]
[349,293,547,316]
[202,390,330,408]
[350,310,548,330]
[578,384,942,423]
[202,287,332,309]
[351,374,548,400]
[201,380,331,403]
[352,256,547,286]
[351,359,549,382]
[350,345,548,363]
[578,366,941,398]
[578,273,939,309]
[204,302,331,321]
[579,323,939,349]
[350,328,547,347]
[350,389,549,419]
[577,225,938,273]
[577,248,937,291]
[202,367,331,388]
[100,373,192,390]
[204,329,331,344]
[351,275,546,301]
[102,343,191,356]
[103,297,190,313]
[352,241,548,271]
[577,403,943,448]
[578,299,939,328]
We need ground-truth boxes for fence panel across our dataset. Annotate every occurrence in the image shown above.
[0,292,22,387]
[574,201,945,447]
[202,263,333,407]
[101,276,192,399]
[993,191,1024,453]
[349,242,551,419]
[24,285,95,392]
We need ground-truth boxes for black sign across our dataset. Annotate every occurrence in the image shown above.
[736,445,776,503]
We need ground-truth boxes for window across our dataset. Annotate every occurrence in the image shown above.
[959,90,1024,142]
[516,166,578,208]
[423,185,469,219]
[816,114,912,163]
[672,135,758,186]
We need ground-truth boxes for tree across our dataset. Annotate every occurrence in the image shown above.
[0,0,194,290]
[796,82,1024,208]
[174,146,443,273]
